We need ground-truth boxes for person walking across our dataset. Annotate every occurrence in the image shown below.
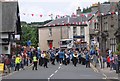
[32,54,38,70]
[11,56,15,71]
[43,51,50,68]
[58,49,64,64]
[15,54,21,71]
[85,51,90,68]
[50,50,55,65]
[73,51,78,67]
[40,52,44,66]
[4,55,11,73]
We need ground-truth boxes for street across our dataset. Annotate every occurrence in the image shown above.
[2,63,105,79]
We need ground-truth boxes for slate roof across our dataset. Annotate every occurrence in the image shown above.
[44,15,88,27]
[0,1,18,32]
[99,4,111,13]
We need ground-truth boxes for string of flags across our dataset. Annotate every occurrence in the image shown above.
[20,11,118,18]
[44,19,97,27]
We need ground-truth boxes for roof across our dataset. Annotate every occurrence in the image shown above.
[0,1,18,32]
[88,3,111,21]
[99,4,111,14]
[43,15,88,27]
[40,3,111,28]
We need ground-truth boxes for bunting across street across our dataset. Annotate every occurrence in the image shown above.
[20,11,118,18]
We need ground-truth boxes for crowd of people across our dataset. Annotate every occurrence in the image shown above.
[0,45,120,74]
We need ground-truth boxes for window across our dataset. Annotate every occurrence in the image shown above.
[110,38,116,52]
[104,22,108,31]
[49,28,52,36]
[73,27,77,35]
[111,25,114,28]
[81,26,84,35]
[94,23,96,29]
[94,23,98,29]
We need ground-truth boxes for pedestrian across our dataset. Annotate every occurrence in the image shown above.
[107,55,110,68]
[15,54,21,71]
[40,52,44,66]
[78,51,82,64]
[50,50,55,65]
[43,51,49,68]
[114,54,119,73]
[73,51,78,67]
[20,55,25,70]
[55,48,59,63]
[32,54,38,70]
[58,49,64,64]
[66,52,70,65]
[85,51,90,68]
[110,54,114,70]
[11,56,15,71]
[4,55,11,73]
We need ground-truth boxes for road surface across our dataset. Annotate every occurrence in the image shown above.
[2,63,119,81]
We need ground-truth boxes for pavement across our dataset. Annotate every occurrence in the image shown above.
[1,62,111,80]
[90,62,119,79]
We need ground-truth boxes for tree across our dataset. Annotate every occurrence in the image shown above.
[21,20,52,48]
[21,24,38,48]
[82,7,92,13]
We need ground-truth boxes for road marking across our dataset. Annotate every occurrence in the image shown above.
[49,74,54,78]
[48,64,62,80]
[58,67,61,69]
[55,70,58,73]
[102,77,107,79]
[48,78,50,81]
[102,73,107,79]
[90,63,99,73]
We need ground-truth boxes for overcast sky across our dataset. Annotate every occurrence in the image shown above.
[18,0,108,23]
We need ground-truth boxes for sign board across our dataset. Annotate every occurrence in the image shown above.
[27,40,31,46]
[15,35,20,40]
[0,63,4,72]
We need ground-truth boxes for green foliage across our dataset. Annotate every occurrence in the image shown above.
[21,20,51,48]
[114,43,120,55]
[21,23,38,48]
[82,7,92,13]
[117,43,120,51]
[29,20,52,25]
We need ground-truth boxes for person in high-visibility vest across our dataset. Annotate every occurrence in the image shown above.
[15,54,21,71]
[32,54,38,70]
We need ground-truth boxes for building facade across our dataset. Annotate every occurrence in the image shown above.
[38,7,90,51]
[0,0,21,54]
[97,2,118,55]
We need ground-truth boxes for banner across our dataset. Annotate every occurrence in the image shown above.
[0,63,4,72]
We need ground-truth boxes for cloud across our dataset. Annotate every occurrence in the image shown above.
[19,0,109,22]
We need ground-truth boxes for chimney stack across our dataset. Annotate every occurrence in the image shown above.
[76,7,81,15]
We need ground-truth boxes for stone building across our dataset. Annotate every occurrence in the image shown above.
[115,1,120,44]
[0,0,21,54]
[38,7,91,51]
[88,3,99,48]
[97,2,118,55]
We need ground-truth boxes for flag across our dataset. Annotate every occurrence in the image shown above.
[81,14,84,17]
[31,14,34,16]
[72,13,77,17]
[97,12,101,16]
[40,14,42,17]
[111,12,115,15]
[87,14,92,17]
